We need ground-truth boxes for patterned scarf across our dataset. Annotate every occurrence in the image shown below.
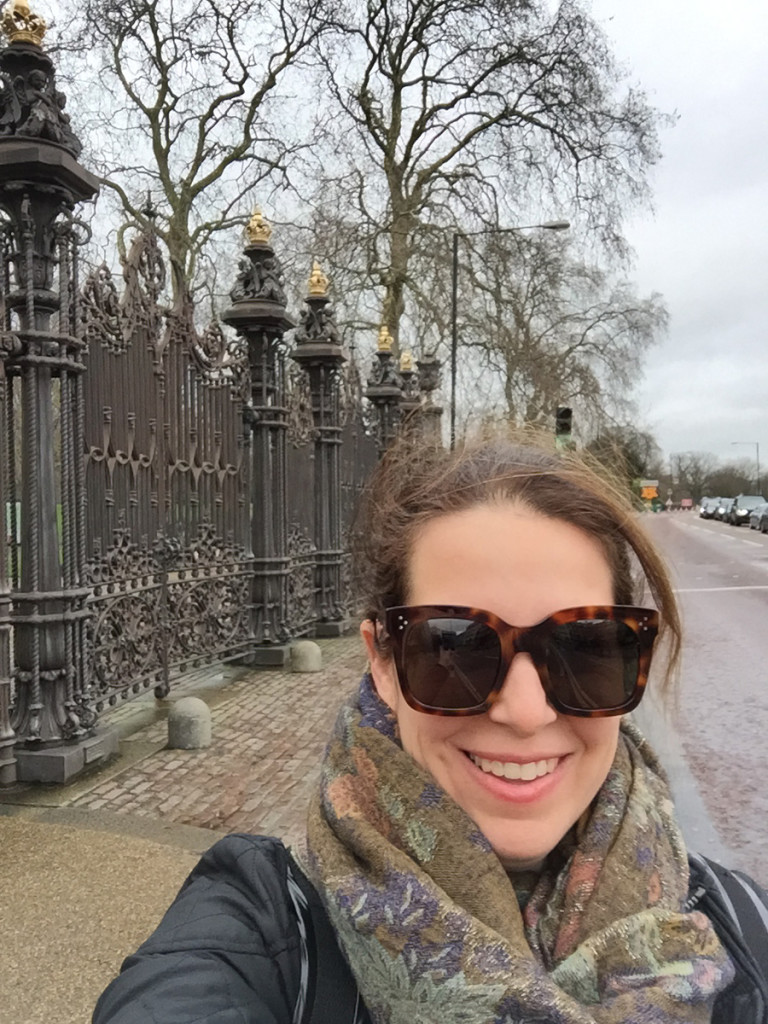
[304,675,733,1024]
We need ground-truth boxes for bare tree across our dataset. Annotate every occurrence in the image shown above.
[54,0,336,296]
[587,425,664,493]
[313,0,666,350]
[707,461,759,499]
[458,231,667,427]
[670,451,721,502]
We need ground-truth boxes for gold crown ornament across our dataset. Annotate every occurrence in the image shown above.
[377,325,393,352]
[0,0,46,46]
[245,207,272,246]
[307,260,329,297]
[399,351,414,373]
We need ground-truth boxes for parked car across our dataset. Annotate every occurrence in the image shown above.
[714,498,734,521]
[748,502,768,532]
[728,494,766,526]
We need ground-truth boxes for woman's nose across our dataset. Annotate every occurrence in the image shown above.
[486,652,559,735]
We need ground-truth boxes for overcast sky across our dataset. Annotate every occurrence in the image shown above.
[38,0,764,468]
[589,0,768,468]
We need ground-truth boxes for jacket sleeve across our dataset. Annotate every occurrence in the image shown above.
[92,834,303,1024]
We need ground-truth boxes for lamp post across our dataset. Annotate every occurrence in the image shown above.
[450,220,570,449]
[731,441,761,494]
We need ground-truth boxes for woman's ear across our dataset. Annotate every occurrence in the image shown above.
[360,618,399,712]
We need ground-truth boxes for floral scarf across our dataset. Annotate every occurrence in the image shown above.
[303,675,733,1024]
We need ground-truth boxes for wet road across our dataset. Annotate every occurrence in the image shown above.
[639,512,768,884]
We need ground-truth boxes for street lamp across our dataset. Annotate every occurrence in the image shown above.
[450,220,570,449]
[731,441,762,494]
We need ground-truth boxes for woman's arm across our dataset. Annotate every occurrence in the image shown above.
[92,834,302,1024]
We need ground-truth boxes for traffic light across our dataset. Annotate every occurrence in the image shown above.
[555,406,573,444]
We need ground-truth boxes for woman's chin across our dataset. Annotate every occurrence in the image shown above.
[498,853,547,872]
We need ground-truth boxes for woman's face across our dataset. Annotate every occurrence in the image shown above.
[364,502,622,871]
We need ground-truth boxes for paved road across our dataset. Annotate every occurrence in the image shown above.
[640,513,768,885]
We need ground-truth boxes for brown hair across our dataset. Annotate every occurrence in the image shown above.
[352,428,681,698]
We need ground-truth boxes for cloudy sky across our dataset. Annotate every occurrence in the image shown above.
[35,0,763,469]
[589,0,768,467]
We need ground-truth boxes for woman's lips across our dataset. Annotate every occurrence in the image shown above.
[463,751,569,803]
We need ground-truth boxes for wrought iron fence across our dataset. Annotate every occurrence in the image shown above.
[0,18,439,784]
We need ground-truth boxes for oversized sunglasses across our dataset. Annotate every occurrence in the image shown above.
[383,604,659,718]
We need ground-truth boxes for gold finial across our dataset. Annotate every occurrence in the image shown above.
[0,0,46,46]
[377,325,393,352]
[308,260,329,297]
[399,351,414,373]
[245,206,272,246]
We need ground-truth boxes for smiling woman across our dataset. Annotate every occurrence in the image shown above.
[364,505,625,870]
[93,431,768,1024]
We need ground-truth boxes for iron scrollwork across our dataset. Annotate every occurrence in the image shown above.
[84,525,165,707]
[286,362,316,447]
[81,263,126,354]
[286,523,316,636]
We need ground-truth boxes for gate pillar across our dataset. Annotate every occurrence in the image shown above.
[291,262,347,636]
[221,209,295,665]
[364,327,403,457]
[0,334,18,782]
[0,3,116,781]
[397,351,421,433]
[416,354,443,442]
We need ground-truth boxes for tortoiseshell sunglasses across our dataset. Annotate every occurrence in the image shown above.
[384,605,659,718]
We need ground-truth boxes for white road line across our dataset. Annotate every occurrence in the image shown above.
[675,585,768,593]
[741,539,763,547]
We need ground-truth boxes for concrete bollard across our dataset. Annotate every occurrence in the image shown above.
[290,639,322,673]
[167,696,212,749]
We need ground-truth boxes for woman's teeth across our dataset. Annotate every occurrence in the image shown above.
[469,755,558,781]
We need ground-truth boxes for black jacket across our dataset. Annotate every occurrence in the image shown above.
[93,834,768,1024]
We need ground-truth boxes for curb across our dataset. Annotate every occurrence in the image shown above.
[632,697,734,864]
[0,803,227,853]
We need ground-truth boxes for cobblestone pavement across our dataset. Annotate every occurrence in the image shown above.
[69,635,367,852]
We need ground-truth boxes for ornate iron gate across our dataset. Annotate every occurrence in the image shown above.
[80,225,254,710]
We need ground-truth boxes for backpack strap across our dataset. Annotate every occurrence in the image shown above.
[692,853,768,951]
[286,856,363,1024]
[689,852,768,1020]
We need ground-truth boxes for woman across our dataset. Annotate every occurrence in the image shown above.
[94,433,767,1024]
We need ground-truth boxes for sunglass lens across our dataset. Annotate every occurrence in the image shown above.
[403,617,501,710]
[545,619,639,712]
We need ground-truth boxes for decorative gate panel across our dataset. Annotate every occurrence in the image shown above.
[81,227,254,708]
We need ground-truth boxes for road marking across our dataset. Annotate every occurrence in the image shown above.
[675,585,768,593]
[741,539,763,547]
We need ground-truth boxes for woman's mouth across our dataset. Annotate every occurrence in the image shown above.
[468,754,560,781]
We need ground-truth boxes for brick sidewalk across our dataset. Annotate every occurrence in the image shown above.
[69,635,367,851]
